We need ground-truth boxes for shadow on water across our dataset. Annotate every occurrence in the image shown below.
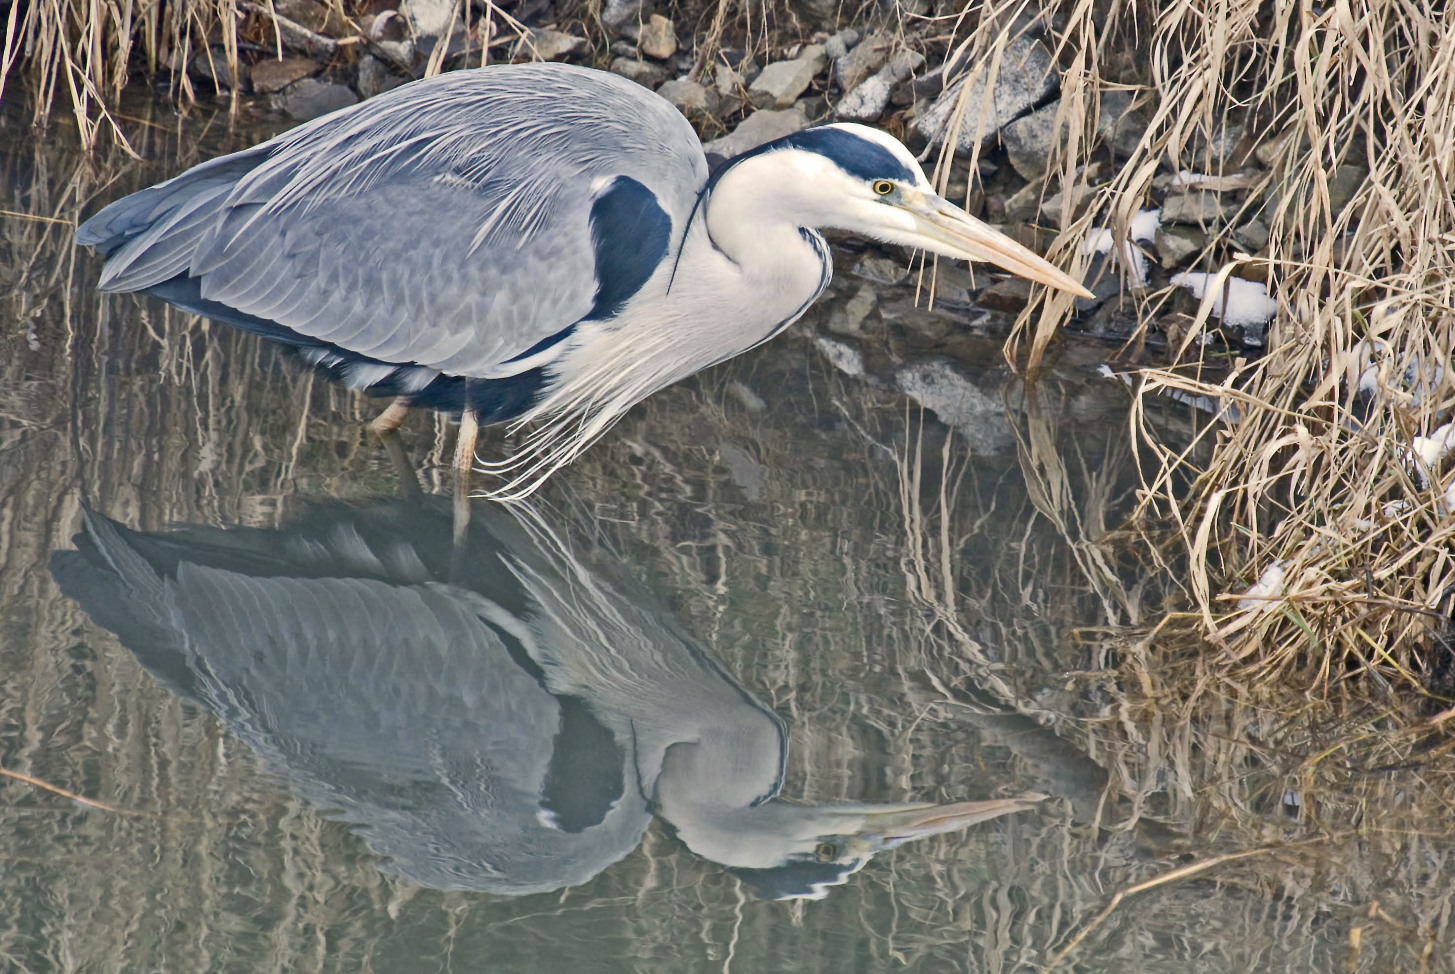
[2,98,1454,972]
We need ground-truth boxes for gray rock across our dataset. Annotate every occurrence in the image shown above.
[1000,99,1063,180]
[703,106,811,157]
[192,48,237,89]
[1161,189,1231,225]
[609,57,667,88]
[1096,89,1148,157]
[749,45,827,109]
[1233,216,1270,252]
[250,55,319,94]
[1038,183,1094,229]
[639,15,677,60]
[273,78,358,121]
[1187,120,1247,172]
[814,337,865,377]
[355,56,408,100]
[1327,164,1366,216]
[402,0,457,41]
[657,78,716,116]
[1002,180,1046,222]
[525,29,586,61]
[826,284,878,337]
[851,254,907,286]
[914,36,1056,152]
[1155,225,1204,268]
[835,50,923,123]
[823,29,859,62]
[601,0,643,30]
[834,30,891,90]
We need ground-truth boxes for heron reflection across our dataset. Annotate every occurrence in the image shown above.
[51,498,1039,900]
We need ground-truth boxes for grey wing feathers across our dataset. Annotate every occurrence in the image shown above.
[80,64,709,377]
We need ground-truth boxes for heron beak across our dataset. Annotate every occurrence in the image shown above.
[900,192,1093,298]
[855,794,1046,849]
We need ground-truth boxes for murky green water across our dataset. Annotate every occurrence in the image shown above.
[2,98,1449,973]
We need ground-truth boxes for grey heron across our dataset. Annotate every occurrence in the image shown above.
[76,62,1089,496]
[52,497,1041,899]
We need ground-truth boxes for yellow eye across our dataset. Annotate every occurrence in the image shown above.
[872,180,895,196]
[815,842,838,862]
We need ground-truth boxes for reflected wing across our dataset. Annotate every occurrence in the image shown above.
[77,64,708,377]
[50,509,649,894]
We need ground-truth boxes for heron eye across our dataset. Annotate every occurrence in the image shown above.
[872,180,895,196]
[815,842,838,862]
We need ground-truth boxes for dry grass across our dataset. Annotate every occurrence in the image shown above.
[914,1,1455,686]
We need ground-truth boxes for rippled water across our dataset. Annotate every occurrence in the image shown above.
[2,97,1449,973]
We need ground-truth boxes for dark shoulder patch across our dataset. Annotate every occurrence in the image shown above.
[587,176,673,320]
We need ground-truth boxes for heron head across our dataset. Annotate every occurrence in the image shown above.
[720,123,1091,298]
[673,794,1045,900]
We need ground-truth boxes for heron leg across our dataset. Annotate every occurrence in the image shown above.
[453,409,480,476]
[370,396,411,434]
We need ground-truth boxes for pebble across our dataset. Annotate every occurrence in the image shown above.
[1233,216,1271,252]
[1187,120,1248,172]
[1096,89,1147,157]
[914,36,1056,151]
[1156,226,1205,268]
[402,0,457,41]
[822,29,860,62]
[851,254,908,286]
[657,78,716,116]
[1161,189,1231,225]
[601,0,643,30]
[1000,100,1063,180]
[249,55,319,94]
[702,106,811,157]
[525,29,586,61]
[191,49,238,89]
[355,56,407,99]
[976,277,1034,313]
[272,78,358,121]
[639,15,677,60]
[835,50,922,123]
[1038,183,1095,229]
[826,284,878,337]
[749,45,827,109]
[609,57,667,88]
[833,30,890,90]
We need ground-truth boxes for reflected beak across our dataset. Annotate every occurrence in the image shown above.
[900,192,1093,298]
[857,794,1046,848]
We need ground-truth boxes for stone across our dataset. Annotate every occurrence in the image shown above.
[248,55,318,94]
[525,29,585,61]
[914,36,1056,152]
[814,337,865,377]
[1096,89,1148,158]
[703,107,811,158]
[1326,164,1366,216]
[191,48,237,89]
[609,57,667,88]
[1000,99,1063,180]
[977,277,1034,313]
[1155,225,1204,268]
[835,50,923,123]
[833,30,891,90]
[657,78,716,116]
[402,0,457,41]
[1002,180,1045,222]
[1161,189,1231,225]
[639,15,677,60]
[1233,216,1270,252]
[601,0,643,30]
[1038,183,1095,229]
[749,45,827,109]
[354,56,408,100]
[894,360,1016,454]
[272,79,358,121]
[851,254,907,286]
[826,285,878,337]
[823,29,859,62]
[1187,120,1248,172]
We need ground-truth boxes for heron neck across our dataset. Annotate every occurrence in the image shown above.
[702,156,829,275]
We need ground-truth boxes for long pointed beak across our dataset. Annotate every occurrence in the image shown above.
[858,794,1046,846]
[904,193,1093,298]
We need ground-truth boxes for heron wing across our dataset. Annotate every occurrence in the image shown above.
[78,64,708,377]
